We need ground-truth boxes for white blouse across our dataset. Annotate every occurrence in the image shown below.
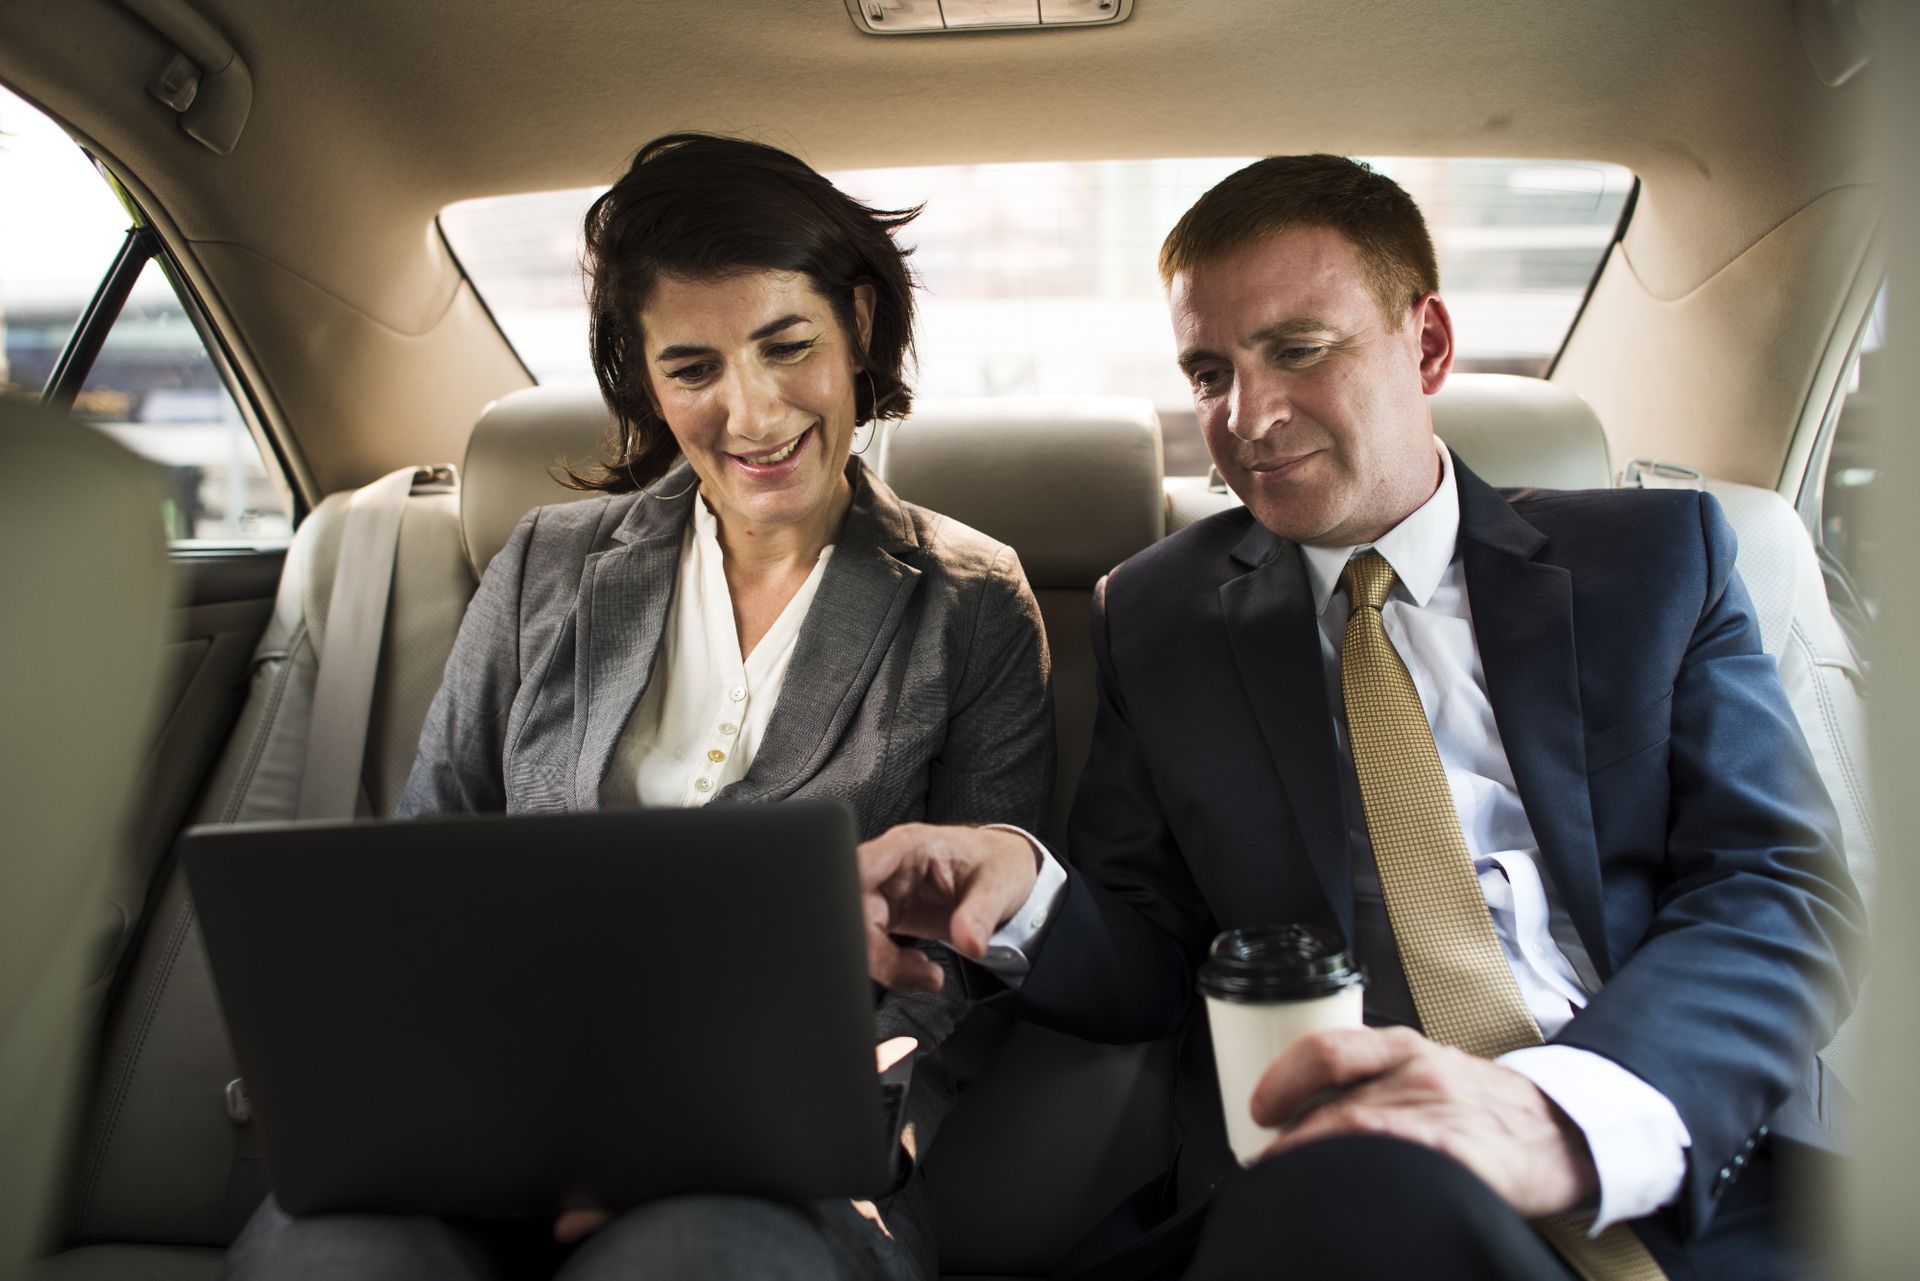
[600,493,833,808]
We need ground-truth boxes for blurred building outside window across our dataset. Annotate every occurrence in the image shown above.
[1817,279,1887,637]
[442,155,1633,477]
[0,82,289,541]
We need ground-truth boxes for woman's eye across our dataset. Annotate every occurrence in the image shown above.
[665,362,716,385]
[767,339,816,361]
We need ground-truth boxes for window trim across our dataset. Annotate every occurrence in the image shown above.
[1545,176,1640,380]
[140,215,308,529]
[1796,271,1887,537]
[43,224,156,410]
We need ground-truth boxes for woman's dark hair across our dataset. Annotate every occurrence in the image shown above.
[569,132,921,493]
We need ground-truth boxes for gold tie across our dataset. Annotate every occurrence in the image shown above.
[1338,551,1666,1281]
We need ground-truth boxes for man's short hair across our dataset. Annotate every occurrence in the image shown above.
[1159,155,1440,323]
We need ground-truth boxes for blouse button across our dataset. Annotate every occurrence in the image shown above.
[708,749,726,763]
[720,722,738,735]
[694,778,712,793]
[728,686,746,703]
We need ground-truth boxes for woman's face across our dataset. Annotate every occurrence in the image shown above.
[640,269,873,539]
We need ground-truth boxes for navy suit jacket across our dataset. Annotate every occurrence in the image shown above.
[995,456,1863,1267]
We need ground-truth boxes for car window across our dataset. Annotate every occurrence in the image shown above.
[72,258,292,540]
[1816,280,1885,645]
[0,88,127,403]
[0,82,290,542]
[442,156,1633,476]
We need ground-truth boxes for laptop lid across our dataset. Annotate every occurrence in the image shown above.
[184,800,895,1217]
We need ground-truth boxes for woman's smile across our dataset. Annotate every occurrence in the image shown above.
[728,423,815,476]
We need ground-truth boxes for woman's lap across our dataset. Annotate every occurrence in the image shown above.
[224,1183,933,1281]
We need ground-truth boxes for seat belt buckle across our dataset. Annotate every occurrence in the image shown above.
[225,1076,252,1124]
[409,464,457,495]
[1621,457,1704,490]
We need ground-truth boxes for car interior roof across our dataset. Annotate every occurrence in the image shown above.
[0,0,1880,497]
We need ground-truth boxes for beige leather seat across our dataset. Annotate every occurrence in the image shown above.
[875,399,1177,1278]
[39,389,607,1280]
[879,396,1165,852]
[44,471,473,1276]
[1,401,172,1277]
[1702,478,1874,1087]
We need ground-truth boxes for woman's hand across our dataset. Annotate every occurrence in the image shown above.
[875,1035,917,1074]
[850,1035,920,1240]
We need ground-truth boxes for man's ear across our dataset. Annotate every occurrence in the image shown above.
[853,283,877,353]
[1412,292,1455,396]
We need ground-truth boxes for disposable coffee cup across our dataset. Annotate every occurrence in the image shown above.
[1198,924,1366,1165]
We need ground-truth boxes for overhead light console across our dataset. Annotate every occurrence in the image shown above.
[845,0,1134,35]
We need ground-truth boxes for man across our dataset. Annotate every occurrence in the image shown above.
[859,155,1862,1279]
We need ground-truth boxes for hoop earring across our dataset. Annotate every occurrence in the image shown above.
[851,368,879,456]
[649,474,698,500]
[627,419,697,500]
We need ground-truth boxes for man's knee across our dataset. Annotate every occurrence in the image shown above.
[558,1195,839,1281]
[223,1195,493,1281]
[1187,1135,1569,1281]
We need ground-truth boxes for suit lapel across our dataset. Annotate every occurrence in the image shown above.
[570,470,696,809]
[1455,459,1610,970]
[1218,522,1354,944]
[720,464,922,805]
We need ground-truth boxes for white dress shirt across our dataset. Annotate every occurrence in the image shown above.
[601,493,832,808]
[990,443,1690,1232]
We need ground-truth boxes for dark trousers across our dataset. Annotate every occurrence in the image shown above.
[1183,1136,1577,1281]
[1057,1135,1578,1281]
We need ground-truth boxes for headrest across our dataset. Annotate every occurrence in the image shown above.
[880,398,1165,589]
[1433,373,1612,491]
[461,385,612,578]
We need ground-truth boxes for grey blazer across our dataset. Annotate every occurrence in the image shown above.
[396,457,1053,1245]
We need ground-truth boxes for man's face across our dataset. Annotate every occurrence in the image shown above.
[1168,226,1453,548]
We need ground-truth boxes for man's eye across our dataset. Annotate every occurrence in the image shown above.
[1278,345,1326,362]
[665,362,716,385]
[1189,368,1228,394]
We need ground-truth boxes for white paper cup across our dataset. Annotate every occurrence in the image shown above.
[1199,925,1366,1166]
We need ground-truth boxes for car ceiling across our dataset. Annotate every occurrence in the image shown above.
[0,0,1880,496]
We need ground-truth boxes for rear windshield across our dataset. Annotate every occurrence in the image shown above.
[442,157,1632,476]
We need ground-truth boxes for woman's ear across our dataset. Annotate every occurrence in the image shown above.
[852,283,877,353]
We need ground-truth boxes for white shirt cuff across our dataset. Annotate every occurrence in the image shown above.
[963,825,1066,987]
[1499,1044,1692,1232]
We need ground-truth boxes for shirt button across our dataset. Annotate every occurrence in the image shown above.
[694,778,712,793]
[708,749,726,763]
[720,722,738,735]
[728,686,746,703]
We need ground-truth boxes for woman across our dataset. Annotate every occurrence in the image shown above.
[226,134,1053,1280]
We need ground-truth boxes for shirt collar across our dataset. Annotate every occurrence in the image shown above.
[1298,439,1459,616]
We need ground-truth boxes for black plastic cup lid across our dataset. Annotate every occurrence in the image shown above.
[1196,924,1366,1002]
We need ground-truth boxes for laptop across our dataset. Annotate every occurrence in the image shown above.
[183,800,908,1218]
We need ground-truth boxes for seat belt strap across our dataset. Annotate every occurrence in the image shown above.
[294,465,435,820]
